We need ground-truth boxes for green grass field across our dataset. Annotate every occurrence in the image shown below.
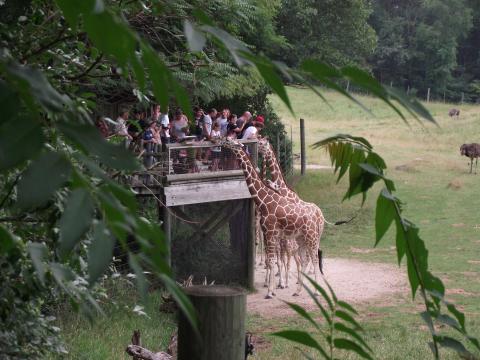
[51,87,480,359]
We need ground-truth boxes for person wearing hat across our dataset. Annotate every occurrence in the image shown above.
[242,115,265,140]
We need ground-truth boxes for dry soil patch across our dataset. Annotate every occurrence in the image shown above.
[247,257,408,317]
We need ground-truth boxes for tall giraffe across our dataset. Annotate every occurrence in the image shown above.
[258,137,325,288]
[220,138,321,298]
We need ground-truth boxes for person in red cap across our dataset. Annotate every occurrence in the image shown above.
[242,115,265,139]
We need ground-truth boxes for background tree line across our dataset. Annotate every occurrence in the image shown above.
[269,0,480,103]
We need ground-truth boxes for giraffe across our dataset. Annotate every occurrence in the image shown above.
[258,137,325,288]
[219,138,321,298]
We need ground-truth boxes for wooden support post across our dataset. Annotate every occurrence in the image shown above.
[178,286,246,360]
[300,118,306,176]
[346,80,350,92]
[247,199,255,289]
[444,91,446,103]
[427,88,431,103]
[161,196,172,267]
[461,92,465,104]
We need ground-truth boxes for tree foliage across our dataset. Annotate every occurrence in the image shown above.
[0,0,443,358]
[275,0,377,68]
[370,0,478,101]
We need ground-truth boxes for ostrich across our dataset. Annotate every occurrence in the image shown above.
[460,143,480,174]
[449,108,460,120]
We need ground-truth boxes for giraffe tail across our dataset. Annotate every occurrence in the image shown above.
[318,249,324,275]
[324,213,358,226]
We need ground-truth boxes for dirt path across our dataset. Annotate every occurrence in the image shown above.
[247,257,408,317]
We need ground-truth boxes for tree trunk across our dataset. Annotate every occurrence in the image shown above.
[178,285,246,360]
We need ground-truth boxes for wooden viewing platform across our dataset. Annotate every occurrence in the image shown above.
[127,139,258,288]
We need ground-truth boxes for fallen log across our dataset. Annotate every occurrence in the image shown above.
[125,345,172,360]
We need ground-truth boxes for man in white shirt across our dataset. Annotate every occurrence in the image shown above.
[202,108,217,140]
[217,108,229,137]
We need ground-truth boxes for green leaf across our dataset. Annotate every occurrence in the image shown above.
[333,338,373,360]
[394,217,407,265]
[160,274,198,331]
[303,274,334,311]
[128,253,148,300]
[285,302,320,331]
[17,151,71,209]
[184,20,206,52]
[337,300,358,315]
[403,223,429,298]
[88,222,115,285]
[436,336,473,358]
[304,285,332,325]
[335,310,363,330]
[387,87,436,124]
[375,189,396,246]
[272,330,326,355]
[334,323,372,353]
[58,188,95,257]
[0,115,45,171]
[27,242,48,285]
[57,121,139,171]
[0,80,19,123]
[6,62,71,113]
[300,60,371,115]
[142,46,170,111]
[104,183,137,211]
[0,225,16,254]
[50,262,76,293]
[436,314,461,332]
[244,54,293,115]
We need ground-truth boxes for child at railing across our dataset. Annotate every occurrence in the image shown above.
[210,122,222,171]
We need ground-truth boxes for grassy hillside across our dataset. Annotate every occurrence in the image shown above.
[52,88,480,360]
[266,86,480,358]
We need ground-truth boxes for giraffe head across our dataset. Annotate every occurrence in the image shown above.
[257,137,272,157]
[214,137,243,150]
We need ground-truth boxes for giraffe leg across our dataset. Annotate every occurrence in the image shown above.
[277,240,286,289]
[292,251,303,296]
[284,249,291,289]
[307,244,321,297]
[264,231,277,299]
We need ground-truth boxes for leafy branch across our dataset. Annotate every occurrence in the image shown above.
[312,134,480,359]
[273,275,373,360]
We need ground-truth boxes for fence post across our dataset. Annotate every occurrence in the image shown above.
[346,80,350,92]
[461,92,465,104]
[300,118,306,176]
[283,133,288,175]
[427,88,431,103]
[407,85,410,95]
[444,91,446,103]
[178,286,246,360]
[390,81,393,88]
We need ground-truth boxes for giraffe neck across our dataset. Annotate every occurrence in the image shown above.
[229,147,271,205]
[264,144,297,199]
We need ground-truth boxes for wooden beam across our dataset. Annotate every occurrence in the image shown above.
[166,170,243,183]
[163,179,251,206]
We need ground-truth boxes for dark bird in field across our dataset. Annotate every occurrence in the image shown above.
[460,143,480,174]
[449,108,460,119]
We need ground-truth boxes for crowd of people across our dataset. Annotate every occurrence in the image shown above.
[95,104,265,172]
